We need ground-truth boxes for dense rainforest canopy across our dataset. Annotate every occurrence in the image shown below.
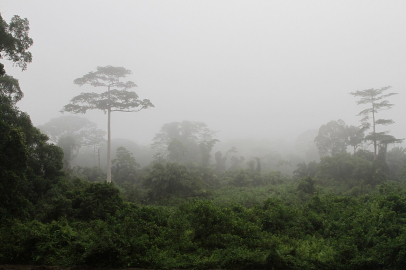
[2,11,406,270]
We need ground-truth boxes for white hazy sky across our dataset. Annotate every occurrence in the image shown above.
[2,0,406,145]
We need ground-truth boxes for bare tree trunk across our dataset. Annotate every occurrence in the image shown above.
[372,103,377,160]
[98,147,101,169]
[107,107,111,183]
[107,85,112,183]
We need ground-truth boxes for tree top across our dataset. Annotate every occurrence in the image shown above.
[74,66,134,87]
[0,14,33,72]
[350,86,397,104]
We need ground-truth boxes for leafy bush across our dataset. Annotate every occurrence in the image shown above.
[36,178,124,222]
[143,162,208,202]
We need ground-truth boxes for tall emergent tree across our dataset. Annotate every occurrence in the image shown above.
[350,86,402,159]
[62,66,154,182]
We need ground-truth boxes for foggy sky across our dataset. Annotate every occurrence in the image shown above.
[2,0,406,146]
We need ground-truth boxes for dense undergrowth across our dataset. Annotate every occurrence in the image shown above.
[1,176,406,269]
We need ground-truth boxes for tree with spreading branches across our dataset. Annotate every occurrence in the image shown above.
[0,13,33,74]
[152,120,218,166]
[314,119,348,157]
[350,86,402,160]
[62,66,154,182]
[38,116,106,170]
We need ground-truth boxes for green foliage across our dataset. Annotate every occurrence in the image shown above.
[0,13,33,72]
[386,147,406,181]
[3,95,406,270]
[317,152,372,185]
[70,166,106,182]
[0,14,65,224]
[0,74,23,102]
[2,182,406,269]
[143,162,208,202]
[57,135,80,170]
[112,146,140,184]
[152,120,218,166]
[62,66,153,115]
[167,138,188,163]
[230,169,253,187]
[294,161,318,178]
[355,149,375,161]
[346,125,365,154]
[217,168,288,190]
[119,182,145,203]
[315,119,348,157]
[211,181,298,208]
[0,93,64,221]
[297,176,316,195]
[0,120,30,220]
[371,157,390,185]
[36,178,124,222]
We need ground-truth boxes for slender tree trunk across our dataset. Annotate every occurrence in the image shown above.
[107,107,111,182]
[372,103,376,160]
[107,85,112,183]
[98,147,101,169]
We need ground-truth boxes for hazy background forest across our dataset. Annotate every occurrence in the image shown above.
[2,1,406,146]
[3,0,406,176]
[2,1,406,269]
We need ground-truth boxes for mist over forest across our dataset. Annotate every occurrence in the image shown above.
[2,1,406,269]
[2,1,406,146]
